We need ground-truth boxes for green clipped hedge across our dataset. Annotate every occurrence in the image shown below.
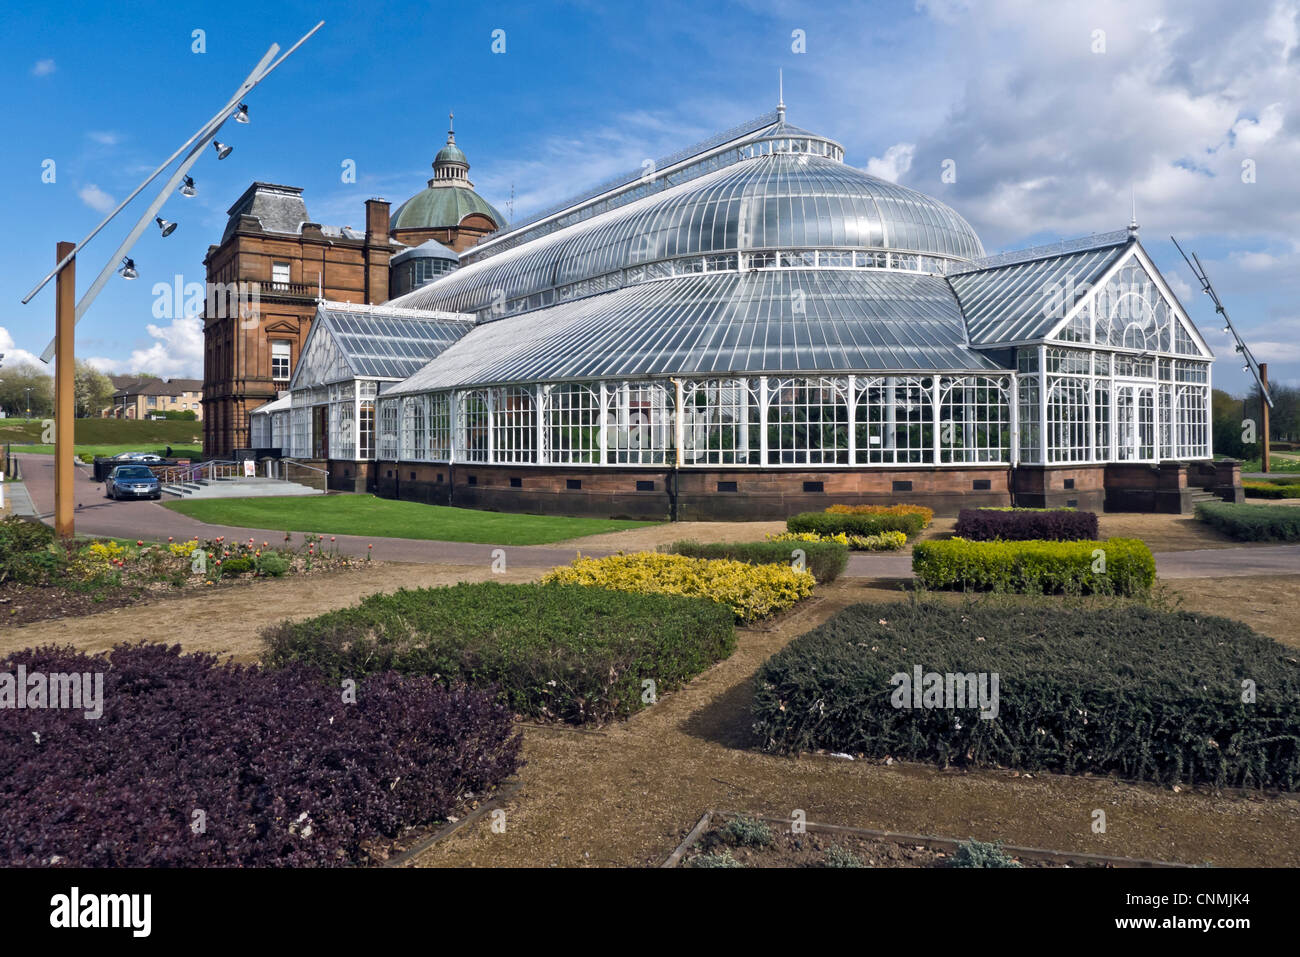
[788,510,927,539]
[753,601,1300,790]
[1196,501,1300,542]
[667,539,848,583]
[912,537,1154,596]
[1243,481,1300,499]
[262,581,736,724]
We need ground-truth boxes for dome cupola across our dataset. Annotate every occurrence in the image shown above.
[431,112,471,184]
[391,110,507,251]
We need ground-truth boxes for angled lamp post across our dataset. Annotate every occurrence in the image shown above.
[21,22,323,537]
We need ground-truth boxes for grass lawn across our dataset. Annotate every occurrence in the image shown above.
[1239,455,1300,472]
[15,443,203,458]
[0,417,201,445]
[163,494,658,545]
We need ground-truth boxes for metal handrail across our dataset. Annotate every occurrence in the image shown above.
[281,457,328,475]
[156,459,238,485]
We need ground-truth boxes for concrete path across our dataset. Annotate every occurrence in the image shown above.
[15,454,1300,580]
[2,481,36,517]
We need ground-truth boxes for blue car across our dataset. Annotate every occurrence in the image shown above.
[105,465,162,500]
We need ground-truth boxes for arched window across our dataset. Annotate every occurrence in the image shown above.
[544,382,601,464]
[855,376,932,464]
[457,390,489,463]
[607,381,674,465]
[681,378,759,465]
[400,396,425,461]
[427,393,451,461]
[767,377,849,465]
[939,376,1011,463]
[491,386,537,464]
[1175,385,1209,459]
[1045,378,1090,463]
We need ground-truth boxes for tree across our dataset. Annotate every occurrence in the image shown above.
[1211,388,1246,458]
[74,361,115,418]
[0,362,54,419]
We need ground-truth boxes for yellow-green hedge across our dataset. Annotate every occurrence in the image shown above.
[912,537,1155,596]
[542,552,814,623]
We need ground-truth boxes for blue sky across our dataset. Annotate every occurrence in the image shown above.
[4,0,1297,395]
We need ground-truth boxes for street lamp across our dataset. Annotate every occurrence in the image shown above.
[18,21,323,538]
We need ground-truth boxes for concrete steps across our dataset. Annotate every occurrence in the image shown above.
[162,477,323,499]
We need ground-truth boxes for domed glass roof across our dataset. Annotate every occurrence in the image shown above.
[392,146,983,316]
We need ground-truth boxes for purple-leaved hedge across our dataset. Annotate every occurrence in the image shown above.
[0,643,522,867]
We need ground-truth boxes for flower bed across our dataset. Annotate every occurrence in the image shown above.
[954,507,1099,541]
[542,552,814,623]
[767,530,907,552]
[0,643,521,866]
[752,601,1300,790]
[1195,501,1300,542]
[0,518,358,591]
[668,539,848,583]
[263,581,736,724]
[787,506,928,541]
[912,537,1154,596]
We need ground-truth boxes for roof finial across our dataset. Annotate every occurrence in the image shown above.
[448,110,455,144]
[777,69,785,120]
[1128,184,1139,236]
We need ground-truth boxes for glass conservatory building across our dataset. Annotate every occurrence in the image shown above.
[359,109,1231,518]
[266,301,473,490]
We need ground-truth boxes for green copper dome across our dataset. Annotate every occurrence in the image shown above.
[392,187,506,231]
[435,142,468,166]
[393,111,506,232]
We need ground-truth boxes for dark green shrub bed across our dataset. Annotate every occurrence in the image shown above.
[0,517,59,585]
[954,507,1098,541]
[1196,501,1300,541]
[263,582,736,724]
[753,601,1300,790]
[912,538,1154,596]
[667,539,848,583]
[788,510,926,539]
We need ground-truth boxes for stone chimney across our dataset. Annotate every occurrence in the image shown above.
[364,198,392,305]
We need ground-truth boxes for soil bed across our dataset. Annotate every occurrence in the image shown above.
[675,813,1135,868]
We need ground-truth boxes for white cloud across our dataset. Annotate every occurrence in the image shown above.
[893,0,1300,248]
[85,317,204,379]
[78,184,115,213]
[865,143,916,182]
[31,59,55,77]
[86,131,121,146]
[0,327,51,374]
[1252,341,1300,362]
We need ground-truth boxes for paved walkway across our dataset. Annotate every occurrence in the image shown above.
[14,454,1300,579]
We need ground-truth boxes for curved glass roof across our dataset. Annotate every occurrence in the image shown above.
[391,151,983,318]
[384,269,1000,395]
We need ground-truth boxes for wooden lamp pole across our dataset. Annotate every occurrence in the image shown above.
[54,241,76,537]
[1260,363,1271,474]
